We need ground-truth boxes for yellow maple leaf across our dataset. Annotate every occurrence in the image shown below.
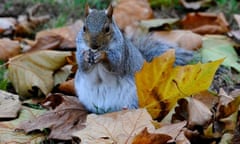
[135,50,223,120]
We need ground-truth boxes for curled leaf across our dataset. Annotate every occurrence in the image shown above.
[0,38,21,61]
[8,50,71,98]
[152,30,202,50]
[181,12,229,34]
[20,93,88,140]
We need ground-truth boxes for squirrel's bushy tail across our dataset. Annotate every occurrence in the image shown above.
[134,35,194,65]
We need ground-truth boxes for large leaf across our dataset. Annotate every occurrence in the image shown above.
[8,50,71,98]
[201,35,240,72]
[0,106,46,143]
[20,93,88,140]
[181,12,229,34]
[73,109,155,144]
[135,50,223,120]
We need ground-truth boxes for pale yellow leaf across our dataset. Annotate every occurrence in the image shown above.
[73,109,155,144]
[8,50,71,98]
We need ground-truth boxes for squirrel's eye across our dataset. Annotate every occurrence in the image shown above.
[104,25,110,33]
[83,26,86,32]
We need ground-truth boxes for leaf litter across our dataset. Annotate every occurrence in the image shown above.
[0,0,240,143]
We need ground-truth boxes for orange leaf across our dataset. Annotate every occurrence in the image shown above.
[0,38,21,61]
[132,127,172,144]
[181,12,229,34]
[114,0,153,31]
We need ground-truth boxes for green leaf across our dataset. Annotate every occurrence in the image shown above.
[201,35,240,72]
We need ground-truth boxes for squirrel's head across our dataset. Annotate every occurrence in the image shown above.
[83,5,114,50]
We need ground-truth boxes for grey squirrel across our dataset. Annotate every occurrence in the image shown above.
[74,5,193,114]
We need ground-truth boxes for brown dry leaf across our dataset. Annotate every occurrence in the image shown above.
[43,20,83,49]
[73,109,155,144]
[15,4,50,35]
[8,50,71,98]
[25,20,83,51]
[193,90,218,109]
[181,12,229,34]
[152,30,202,50]
[180,0,212,10]
[172,99,189,123]
[132,127,172,144]
[217,92,240,119]
[113,0,154,31]
[0,106,46,143]
[0,38,21,61]
[20,93,88,140]
[0,90,21,118]
[188,97,212,126]
[28,32,63,51]
[58,79,76,95]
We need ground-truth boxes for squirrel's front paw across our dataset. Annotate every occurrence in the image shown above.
[83,50,107,64]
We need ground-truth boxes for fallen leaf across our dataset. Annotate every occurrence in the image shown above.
[188,97,212,126]
[0,38,21,61]
[192,90,218,109]
[172,99,189,123]
[54,65,72,86]
[217,95,240,119]
[180,0,212,10]
[28,32,63,51]
[181,12,229,34]
[24,20,83,52]
[234,14,240,28]
[155,121,187,139]
[8,50,71,98]
[20,93,88,140]
[152,30,203,50]
[185,128,220,144]
[135,50,223,120]
[114,0,154,31]
[14,4,50,35]
[219,133,233,144]
[227,30,240,44]
[140,18,179,31]
[58,79,75,95]
[201,35,240,72]
[0,106,46,143]
[42,20,83,49]
[0,90,21,118]
[132,127,172,144]
[73,109,155,144]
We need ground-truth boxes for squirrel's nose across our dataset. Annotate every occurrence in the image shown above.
[91,44,99,50]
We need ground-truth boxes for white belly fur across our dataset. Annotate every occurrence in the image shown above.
[74,64,138,114]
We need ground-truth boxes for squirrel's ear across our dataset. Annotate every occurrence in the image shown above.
[106,5,113,18]
[85,3,92,17]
